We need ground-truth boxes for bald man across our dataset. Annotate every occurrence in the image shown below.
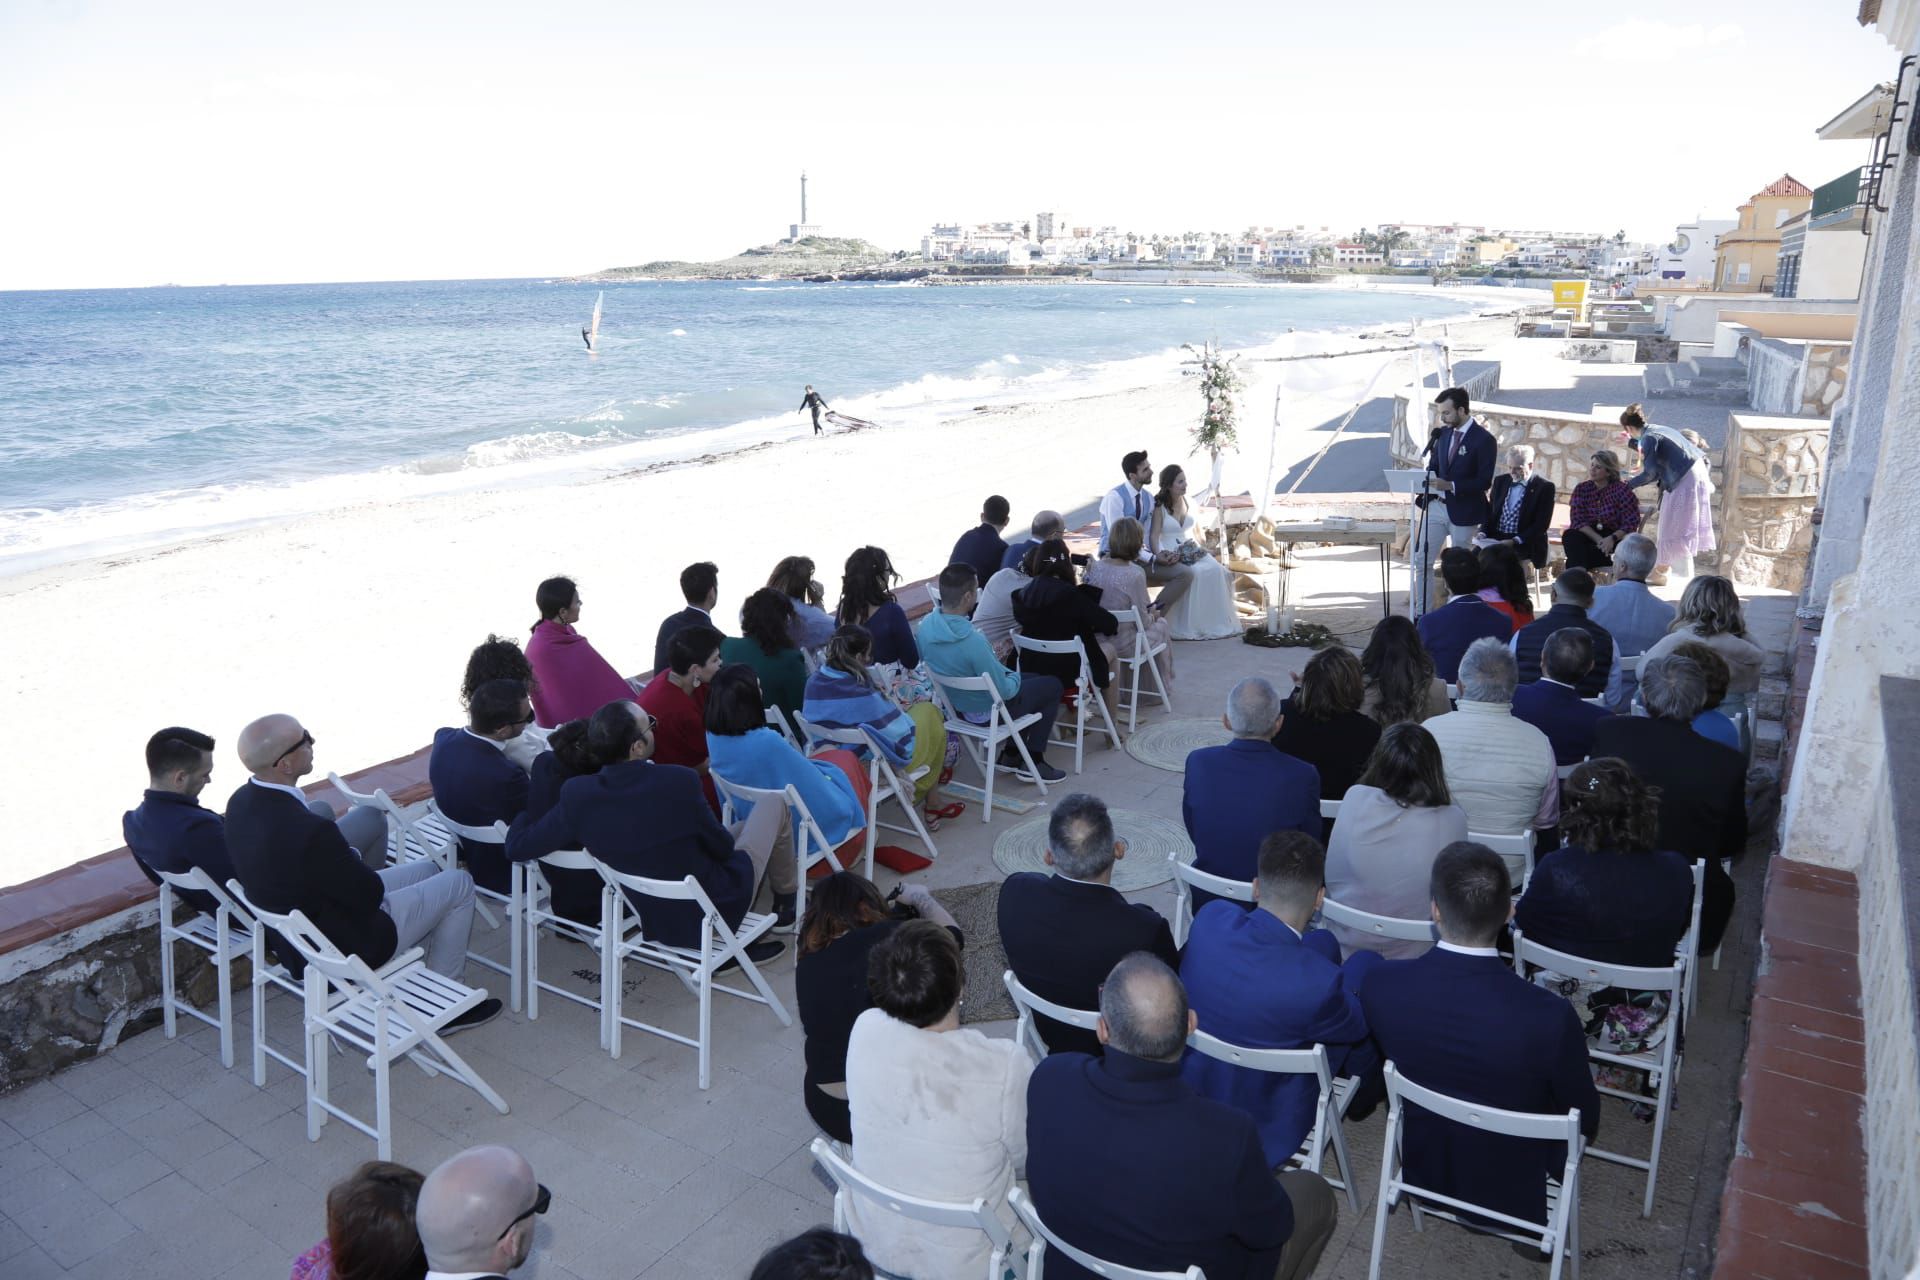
[418,1145,545,1279]
[225,715,498,1027]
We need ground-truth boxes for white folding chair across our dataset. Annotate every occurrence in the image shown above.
[1166,854,1253,949]
[928,670,1048,822]
[1011,634,1121,773]
[711,768,854,926]
[523,848,616,1048]
[1008,1186,1203,1280]
[1318,897,1438,949]
[924,582,942,612]
[425,802,523,1011]
[216,880,315,1087]
[793,713,940,864]
[1187,1030,1362,1210]
[1678,860,1706,1033]
[1110,607,1173,732]
[1003,968,1099,1063]
[325,772,448,870]
[1472,828,1538,888]
[1513,932,1685,1218]
[594,864,792,1088]
[151,867,252,1069]
[1319,798,1341,822]
[226,882,508,1161]
[764,705,801,745]
[1443,682,1460,702]
[811,1138,1019,1280]
[1369,1062,1584,1280]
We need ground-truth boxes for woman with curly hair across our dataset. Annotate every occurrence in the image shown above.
[290,1161,427,1280]
[1358,615,1448,725]
[834,546,917,667]
[1515,757,1695,968]
[461,634,546,771]
[720,587,809,730]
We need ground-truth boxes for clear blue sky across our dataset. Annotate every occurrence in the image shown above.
[0,0,1894,289]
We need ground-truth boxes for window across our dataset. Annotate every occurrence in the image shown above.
[1775,208,1791,228]
[1736,262,1751,285]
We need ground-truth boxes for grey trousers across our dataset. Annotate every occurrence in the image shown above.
[1146,558,1195,611]
[1274,1169,1336,1280]
[733,797,798,898]
[306,800,390,870]
[1413,511,1480,616]
[377,860,477,980]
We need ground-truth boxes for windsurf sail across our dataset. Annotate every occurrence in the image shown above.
[583,291,604,352]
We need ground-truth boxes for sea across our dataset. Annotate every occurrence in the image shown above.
[0,277,1496,576]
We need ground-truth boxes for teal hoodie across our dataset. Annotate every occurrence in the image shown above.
[916,608,1021,715]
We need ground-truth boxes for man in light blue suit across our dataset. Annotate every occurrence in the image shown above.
[1180,831,1383,1169]
[1586,533,1675,711]
[1181,677,1321,912]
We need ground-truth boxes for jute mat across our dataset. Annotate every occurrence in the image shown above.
[931,881,1015,1026]
[990,809,1194,892]
[1124,717,1230,773]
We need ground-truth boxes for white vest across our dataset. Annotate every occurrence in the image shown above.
[1423,702,1556,836]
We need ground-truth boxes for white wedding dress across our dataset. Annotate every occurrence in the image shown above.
[1152,505,1241,640]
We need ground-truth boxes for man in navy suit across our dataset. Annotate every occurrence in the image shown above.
[1182,677,1320,912]
[652,561,720,675]
[1511,568,1615,695]
[429,679,534,896]
[1025,953,1337,1280]
[1358,841,1599,1225]
[1417,548,1511,682]
[1413,387,1497,616]
[1181,832,1382,1169]
[998,793,1179,1056]
[506,700,785,962]
[1512,629,1614,765]
[949,494,1012,587]
[225,714,496,1027]
[123,727,236,917]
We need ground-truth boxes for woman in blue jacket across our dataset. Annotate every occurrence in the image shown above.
[1621,403,1714,584]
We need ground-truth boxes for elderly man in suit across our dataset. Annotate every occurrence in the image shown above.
[1417,548,1511,682]
[1359,841,1600,1227]
[225,714,497,1027]
[1181,832,1383,1169]
[428,678,534,896]
[1587,534,1675,712]
[1481,443,1557,572]
[1001,508,1067,573]
[1413,387,1497,616]
[998,793,1179,1056]
[652,561,720,675]
[1182,677,1321,912]
[1511,629,1614,766]
[1511,568,1615,696]
[1025,953,1337,1280]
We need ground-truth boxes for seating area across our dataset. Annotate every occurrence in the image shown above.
[0,543,1800,1279]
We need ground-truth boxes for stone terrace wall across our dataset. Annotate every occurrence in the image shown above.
[1717,414,1829,591]
[1747,337,1853,417]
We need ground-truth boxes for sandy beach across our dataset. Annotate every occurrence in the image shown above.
[1,290,1541,886]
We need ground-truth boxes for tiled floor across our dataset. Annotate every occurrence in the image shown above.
[0,564,1795,1280]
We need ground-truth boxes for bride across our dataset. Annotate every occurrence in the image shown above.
[1148,464,1242,640]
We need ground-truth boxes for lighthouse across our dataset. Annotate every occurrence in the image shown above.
[788,170,823,242]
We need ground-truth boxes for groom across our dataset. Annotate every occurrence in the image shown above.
[1098,450,1193,612]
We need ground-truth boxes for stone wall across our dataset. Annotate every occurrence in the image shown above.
[1803,341,1850,416]
[1745,336,1854,417]
[1716,414,1829,590]
[1564,338,1636,363]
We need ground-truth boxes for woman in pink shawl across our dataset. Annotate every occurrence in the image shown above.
[525,576,640,727]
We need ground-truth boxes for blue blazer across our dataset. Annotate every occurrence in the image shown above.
[1510,680,1613,767]
[1182,739,1321,885]
[1428,420,1498,527]
[1512,602,1615,696]
[428,728,530,896]
[1179,903,1371,1167]
[1026,1049,1295,1280]
[507,758,751,949]
[652,605,715,675]
[997,872,1178,1056]
[1417,596,1512,681]
[225,780,396,969]
[123,789,235,917]
[951,522,1011,586]
[1358,947,1599,1224]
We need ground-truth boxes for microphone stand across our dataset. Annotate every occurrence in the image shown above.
[1411,430,1444,618]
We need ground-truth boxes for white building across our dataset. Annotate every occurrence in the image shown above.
[1269,245,1313,267]
[1655,217,1736,282]
[1332,243,1382,266]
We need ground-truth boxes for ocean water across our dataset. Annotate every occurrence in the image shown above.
[0,278,1487,574]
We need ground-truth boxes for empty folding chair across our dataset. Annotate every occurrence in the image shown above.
[595,864,791,1088]
[1471,828,1537,888]
[1002,969,1099,1063]
[325,772,447,870]
[1187,1030,1361,1210]
[810,1138,1019,1280]
[1318,897,1438,951]
[1369,1062,1584,1280]
[425,802,524,1011]
[1007,1186,1202,1280]
[1513,932,1685,1218]
[927,670,1048,823]
[522,848,616,1048]
[1166,854,1253,949]
[792,713,940,864]
[151,866,252,1069]
[710,768,854,925]
[1109,607,1173,732]
[227,881,509,1161]
[1010,634,1121,773]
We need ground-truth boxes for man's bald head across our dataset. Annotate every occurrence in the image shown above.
[417,1145,539,1275]
[237,714,306,775]
[1097,953,1192,1062]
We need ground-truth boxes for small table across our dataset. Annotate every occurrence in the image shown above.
[1266,520,1401,620]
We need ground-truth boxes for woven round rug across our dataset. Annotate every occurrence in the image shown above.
[1125,717,1231,773]
[992,808,1194,892]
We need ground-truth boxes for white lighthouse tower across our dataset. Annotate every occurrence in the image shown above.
[788,170,823,242]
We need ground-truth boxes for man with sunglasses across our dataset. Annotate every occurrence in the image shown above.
[417,1145,547,1279]
[227,713,499,1027]
[429,678,536,896]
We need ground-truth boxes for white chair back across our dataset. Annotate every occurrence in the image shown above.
[1471,827,1537,886]
[927,668,1049,819]
[1011,632,1118,771]
[764,705,800,745]
[1319,798,1341,821]
[1003,968,1099,1063]
[792,713,938,868]
[710,766,844,922]
[1166,854,1253,948]
[425,801,509,846]
[810,1138,1014,1275]
[1008,1187,1203,1280]
[1319,896,1437,944]
[1187,1031,1358,1207]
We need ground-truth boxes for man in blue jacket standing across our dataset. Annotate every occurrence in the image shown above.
[1414,387,1497,616]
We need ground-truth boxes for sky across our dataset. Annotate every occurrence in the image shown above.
[0,0,1897,290]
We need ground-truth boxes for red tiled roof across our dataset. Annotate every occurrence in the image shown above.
[1754,174,1813,198]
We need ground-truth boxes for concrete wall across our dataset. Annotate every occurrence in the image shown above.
[1666,293,1860,343]
[1746,338,1805,414]
[1798,224,1869,301]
